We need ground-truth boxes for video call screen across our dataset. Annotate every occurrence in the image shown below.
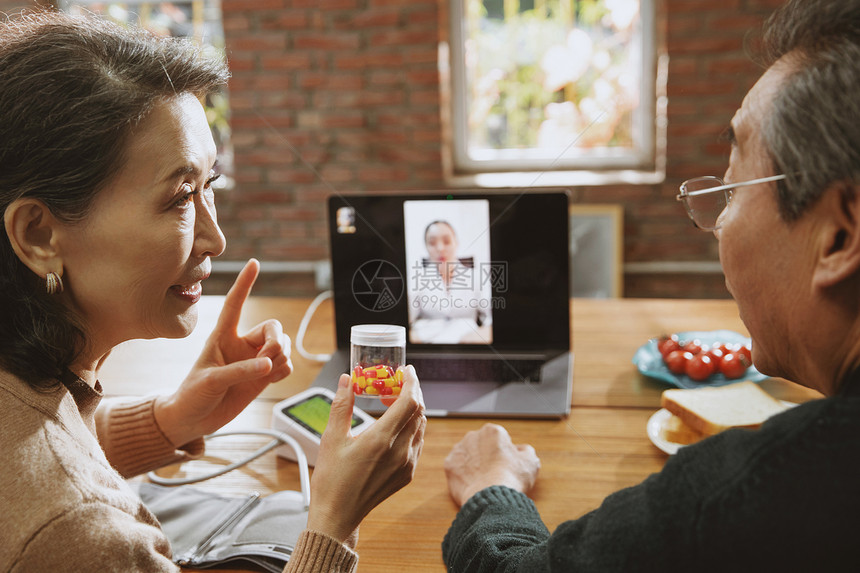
[328,192,570,353]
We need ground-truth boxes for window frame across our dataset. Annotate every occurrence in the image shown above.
[445,0,662,184]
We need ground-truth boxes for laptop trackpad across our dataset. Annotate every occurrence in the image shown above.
[423,380,501,413]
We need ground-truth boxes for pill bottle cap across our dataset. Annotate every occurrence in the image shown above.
[350,324,406,347]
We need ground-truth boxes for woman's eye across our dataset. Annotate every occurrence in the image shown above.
[205,172,222,189]
[174,171,220,208]
[175,183,197,207]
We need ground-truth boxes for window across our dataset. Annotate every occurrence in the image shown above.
[57,0,233,184]
[446,0,662,185]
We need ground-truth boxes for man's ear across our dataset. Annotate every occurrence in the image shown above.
[3,198,64,278]
[812,182,860,289]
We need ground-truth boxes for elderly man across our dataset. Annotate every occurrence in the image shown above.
[442,0,860,570]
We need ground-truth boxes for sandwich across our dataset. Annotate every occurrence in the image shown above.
[660,381,790,445]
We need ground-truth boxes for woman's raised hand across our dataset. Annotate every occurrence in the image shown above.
[305,366,426,546]
[155,259,293,446]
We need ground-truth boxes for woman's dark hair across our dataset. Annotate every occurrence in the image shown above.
[758,0,860,221]
[0,10,229,387]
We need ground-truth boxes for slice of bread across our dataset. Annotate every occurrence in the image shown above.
[661,414,706,445]
[661,381,789,436]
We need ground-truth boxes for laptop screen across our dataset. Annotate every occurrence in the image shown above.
[328,191,570,353]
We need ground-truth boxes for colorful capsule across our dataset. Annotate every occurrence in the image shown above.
[350,362,403,398]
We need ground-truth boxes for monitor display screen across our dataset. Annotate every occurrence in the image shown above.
[328,191,570,353]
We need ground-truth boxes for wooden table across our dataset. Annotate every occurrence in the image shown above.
[101,297,822,572]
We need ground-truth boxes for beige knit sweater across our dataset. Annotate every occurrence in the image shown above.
[0,370,357,573]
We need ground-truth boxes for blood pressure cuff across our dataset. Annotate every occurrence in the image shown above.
[134,482,308,572]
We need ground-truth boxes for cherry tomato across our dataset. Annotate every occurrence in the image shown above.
[665,350,692,375]
[682,339,703,355]
[736,345,752,366]
[709,342,724,353]
[685,353,716,381]
[657,334,681,358]
[703,346,724,367]
[720,352,748,379]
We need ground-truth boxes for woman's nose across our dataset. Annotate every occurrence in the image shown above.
[194,196,227,257]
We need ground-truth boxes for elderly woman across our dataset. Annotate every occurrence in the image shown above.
[0,10,425,572]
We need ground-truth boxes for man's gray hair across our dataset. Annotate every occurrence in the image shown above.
[760,0,860,221]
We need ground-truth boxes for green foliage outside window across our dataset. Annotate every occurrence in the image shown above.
[466,0,641,156]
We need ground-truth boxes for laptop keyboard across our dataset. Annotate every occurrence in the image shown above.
[409,356,544,383]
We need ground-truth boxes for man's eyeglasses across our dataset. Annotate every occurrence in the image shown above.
[676,174,787,231]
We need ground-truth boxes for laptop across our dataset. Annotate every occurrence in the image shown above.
[310,190,573,418]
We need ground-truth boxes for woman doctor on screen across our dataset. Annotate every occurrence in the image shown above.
[409,220,492,344]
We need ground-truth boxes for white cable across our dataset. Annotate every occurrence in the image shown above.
[295,290,334,362]
[146,429,311,509]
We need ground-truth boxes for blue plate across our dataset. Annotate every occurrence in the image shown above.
[632,329,767,389]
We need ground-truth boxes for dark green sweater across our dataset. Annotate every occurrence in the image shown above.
[443,372,860,572]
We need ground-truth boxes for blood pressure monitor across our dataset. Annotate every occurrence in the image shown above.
[271,387,375,467]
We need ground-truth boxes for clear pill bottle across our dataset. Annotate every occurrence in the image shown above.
[350,324,406,398]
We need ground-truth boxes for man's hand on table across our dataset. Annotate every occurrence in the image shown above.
[444,423,541,507]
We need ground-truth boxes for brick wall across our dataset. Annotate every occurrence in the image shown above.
[2,0,789,298]
[217,0,445,279]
